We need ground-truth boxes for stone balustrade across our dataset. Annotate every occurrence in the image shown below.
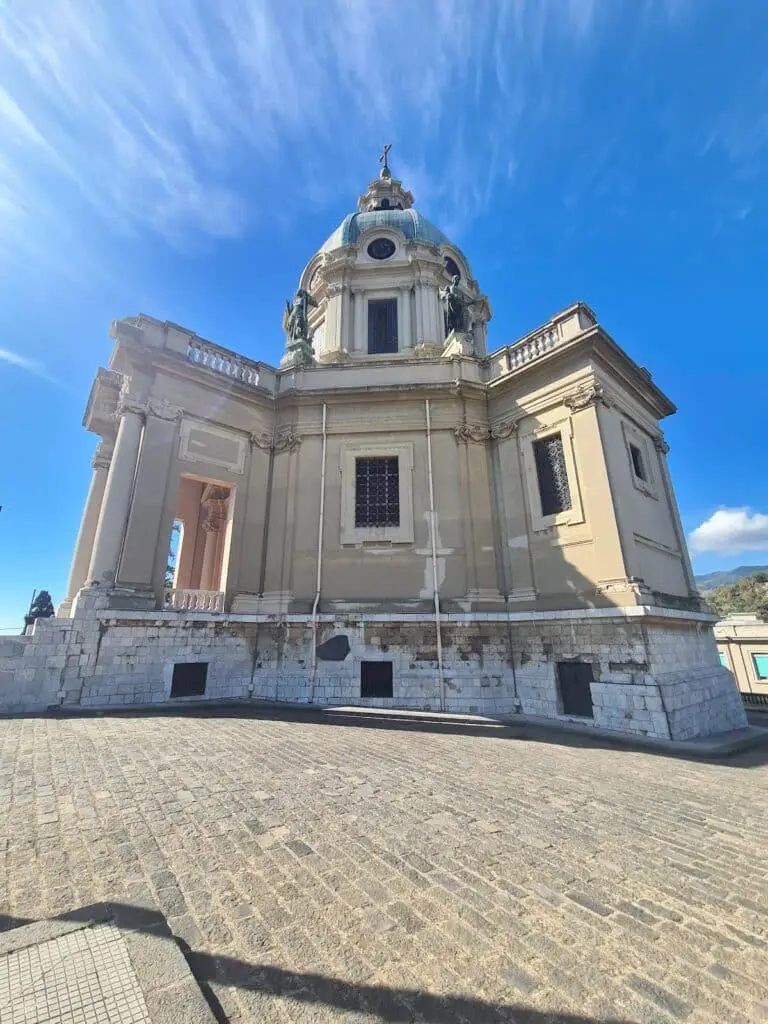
[165,588,225,613]
[504,325,560,372]
[186,339,261,387]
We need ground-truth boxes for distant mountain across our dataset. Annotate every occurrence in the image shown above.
[695,565,768,593]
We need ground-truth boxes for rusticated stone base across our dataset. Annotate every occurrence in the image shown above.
[0,597,747,741]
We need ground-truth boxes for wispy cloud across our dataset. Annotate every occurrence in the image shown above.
[0,0,710,273]
[0,346,73,392]
[689,508,768,556]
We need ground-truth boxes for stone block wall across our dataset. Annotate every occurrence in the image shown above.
[0,592,748,742]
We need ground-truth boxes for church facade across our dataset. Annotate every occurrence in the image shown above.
[0,161,747,740]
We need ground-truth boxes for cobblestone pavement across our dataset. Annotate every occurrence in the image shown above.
[1,711,768,1024]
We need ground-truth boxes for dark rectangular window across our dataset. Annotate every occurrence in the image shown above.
[533,433,572,516]
[629,442,647,481]
[361,661,393,698]
[171,662,208,698]
[355,457,399,527]
[368,298,398,354]
[557,662,594,717]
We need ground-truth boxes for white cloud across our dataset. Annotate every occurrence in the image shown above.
[0,0,700,270]
[0,346,73,391]
[689,508,768,555]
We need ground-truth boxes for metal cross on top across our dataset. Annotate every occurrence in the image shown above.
[379,143,392,175]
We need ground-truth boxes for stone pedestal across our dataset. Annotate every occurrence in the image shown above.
[442,330,475,357]
[280,341,315,368]
[413,343,443,360]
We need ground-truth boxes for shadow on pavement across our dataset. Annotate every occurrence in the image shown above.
[0,903,635,1023]
[9,698,768,768]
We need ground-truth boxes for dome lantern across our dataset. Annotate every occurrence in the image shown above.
[282,150,492,367]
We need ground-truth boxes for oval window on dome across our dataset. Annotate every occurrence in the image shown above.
[367,238,396,260]
[444,256,461,280]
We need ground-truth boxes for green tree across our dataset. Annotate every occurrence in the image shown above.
[705,572,768,620]
[165,520,182,588]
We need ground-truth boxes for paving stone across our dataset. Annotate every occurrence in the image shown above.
[1,713,767,1022]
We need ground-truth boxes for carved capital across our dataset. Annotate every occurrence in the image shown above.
[455,423,491,444]
[147,398,183,422]
[201,489,230,534]
[249,432,273,451]
[653,435,670,454]
[563,382,610,413]
[91,440,114,471]
[325,282,343,298]
[273,428,301,453]
[117,380,148,419]
[250,428,301,453]
[490,419,519,440]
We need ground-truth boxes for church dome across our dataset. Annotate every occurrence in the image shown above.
[321,209,450,253]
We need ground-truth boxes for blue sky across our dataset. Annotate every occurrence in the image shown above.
[1,0,767,629]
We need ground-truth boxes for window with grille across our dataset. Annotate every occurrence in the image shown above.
[368,298,398,354]
[533,433,572,517]
[355,457,400,528]
[629,442,647,481]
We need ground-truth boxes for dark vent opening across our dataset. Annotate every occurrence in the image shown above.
[361,661,393,698]
[171,662,208,698]
[533,433,572,516]
[557,662,594,717]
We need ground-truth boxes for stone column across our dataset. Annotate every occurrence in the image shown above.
[399,286,412,351]
[199,488,231,591]
[116,400,183,606]
[341,286,353,353]
[415,280,426,346]
[59,440,114,615]
[428,284,443,346]
[87,393,145,586]
[353,289,364,353]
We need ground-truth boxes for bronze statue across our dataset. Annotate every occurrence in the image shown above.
[283,288,318,343]
[440,275,472,334]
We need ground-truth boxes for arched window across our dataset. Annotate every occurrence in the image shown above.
[444,256,461,280]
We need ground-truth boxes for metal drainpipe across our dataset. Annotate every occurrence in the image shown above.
[425,399,446,711]
[307,403,328,704]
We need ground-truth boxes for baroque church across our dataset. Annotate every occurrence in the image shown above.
[0,154,747,740]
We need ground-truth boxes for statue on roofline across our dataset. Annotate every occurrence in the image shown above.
[440,274,474,335]
[281,288,319,368]
[283,288,318,343]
